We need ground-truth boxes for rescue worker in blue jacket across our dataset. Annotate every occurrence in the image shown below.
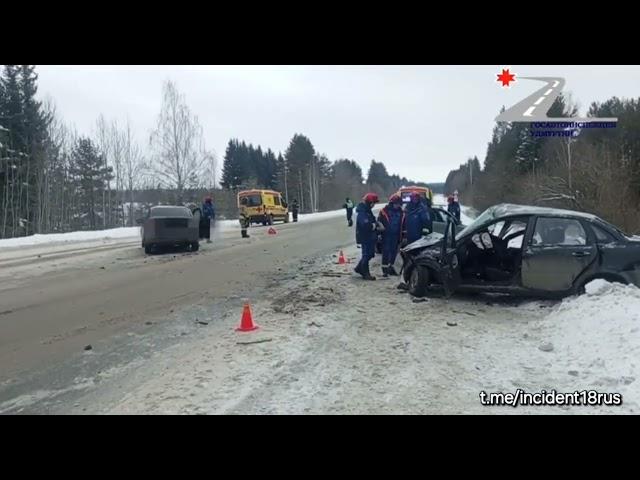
[377,194,405,277]
[354,192,380,281]
[404,192,432,245]
[201,196,215,243]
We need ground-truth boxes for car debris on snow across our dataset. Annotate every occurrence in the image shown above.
[538,342,554,352]
[236,338,273,346]
[452,310,476,316]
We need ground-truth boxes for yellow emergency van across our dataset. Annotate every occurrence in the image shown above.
[237,189,290,225]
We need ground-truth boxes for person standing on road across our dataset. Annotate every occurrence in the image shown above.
[290,199,299,223]
[405,192,432,245]
[378,194,405,277]
[239,199,250,239]
[343,197,355,227]
[201,196,215,243]
[447,195,461,223]
[354,193,380,281]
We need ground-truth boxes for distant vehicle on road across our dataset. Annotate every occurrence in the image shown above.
[401,203,640,298]
[395,185,433,206]
[140,206,199,254]
[238,189,289,226]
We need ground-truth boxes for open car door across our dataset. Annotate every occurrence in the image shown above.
[432,207,462,234]
[439,217,462,297]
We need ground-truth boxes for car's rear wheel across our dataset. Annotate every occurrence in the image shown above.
[408,265,429,297]
[284,213,290,223]
[144,244,153,255]
[191,242,199,252]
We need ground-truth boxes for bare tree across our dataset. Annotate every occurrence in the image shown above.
[202,151,218,190]
[149,80,207,204]
[122,118,144,226]
[95,115,111,227]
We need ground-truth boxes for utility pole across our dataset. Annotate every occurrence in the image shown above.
[566,128,580,192]
[284,163,289,203]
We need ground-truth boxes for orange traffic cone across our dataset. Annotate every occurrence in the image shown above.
[268,227,277,235]
[338,250,347,264]
[236,303,259,332]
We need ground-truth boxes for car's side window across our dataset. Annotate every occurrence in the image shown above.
[592,224,617,244]
[532,217,587,246]
[433,210,444,222]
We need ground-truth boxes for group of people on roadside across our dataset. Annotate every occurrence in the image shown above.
[347,192,435,281]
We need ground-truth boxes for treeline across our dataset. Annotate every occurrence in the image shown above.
[0,65,431,239]
[445,95,640,233]
[0,65,217,238]
[221,136,433,213]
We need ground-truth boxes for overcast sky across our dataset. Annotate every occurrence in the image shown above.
[35,65,640,183]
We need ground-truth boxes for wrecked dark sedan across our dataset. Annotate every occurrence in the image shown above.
[400,203,640,298]
[140,206,199,254]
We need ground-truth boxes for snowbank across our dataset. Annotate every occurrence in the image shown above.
[298,208,346,223]
[0,227,141,249]
[542,280,640,404]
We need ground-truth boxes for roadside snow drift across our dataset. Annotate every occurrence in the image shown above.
[0,227,141,249]
[541,280,640,404]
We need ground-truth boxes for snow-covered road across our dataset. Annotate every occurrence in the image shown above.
[2,197,637,414]
[65,244,639,415]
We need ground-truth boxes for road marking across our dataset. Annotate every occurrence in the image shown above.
[523,106,536,117]
[544,89,553,96]
[552,80,559,87]
[534,96,546,106]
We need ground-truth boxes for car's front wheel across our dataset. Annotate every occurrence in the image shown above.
[408,265,429,298]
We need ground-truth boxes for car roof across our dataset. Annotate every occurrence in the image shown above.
[151,205,189,210]
[150,205,191,216]
[491,203,600,221]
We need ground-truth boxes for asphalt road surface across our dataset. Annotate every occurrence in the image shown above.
[0,213,354,409]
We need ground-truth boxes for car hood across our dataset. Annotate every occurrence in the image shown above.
[401,232,444,253]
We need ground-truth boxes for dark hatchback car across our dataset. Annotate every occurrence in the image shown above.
[140,206,199,254]
[400,203,640,298]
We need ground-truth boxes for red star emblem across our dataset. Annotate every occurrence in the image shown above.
[497,68,516,87]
